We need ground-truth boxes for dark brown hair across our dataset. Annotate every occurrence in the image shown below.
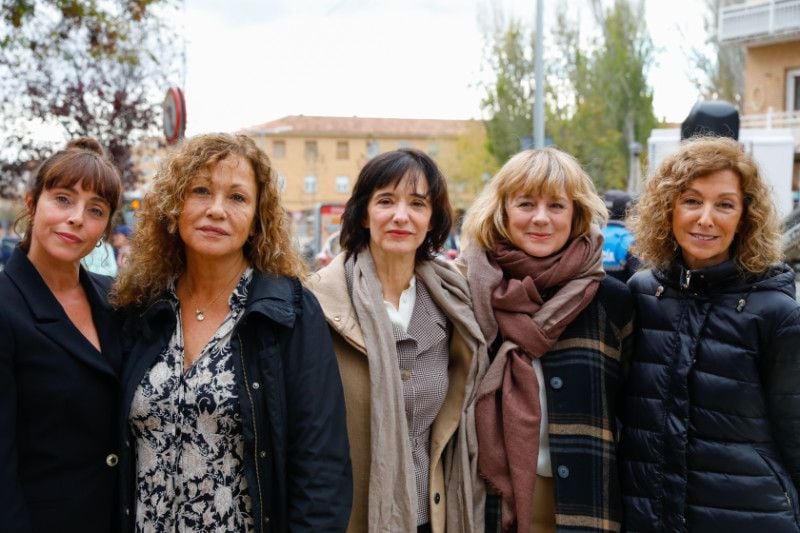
[17,137,122,250]
[339,148,453,263]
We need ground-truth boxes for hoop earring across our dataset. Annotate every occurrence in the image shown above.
[95,240,103,248]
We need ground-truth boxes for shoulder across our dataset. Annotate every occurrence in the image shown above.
[87,271,114,295]
[594,276,633,323]
[627,268,659,294]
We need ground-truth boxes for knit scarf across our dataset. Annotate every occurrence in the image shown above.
[465,226,604,532]
[346,250,489,533]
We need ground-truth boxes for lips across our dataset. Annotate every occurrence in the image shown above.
[690,233,717,241]
[527,232,551,240]
[198,225,229,236]
[387,230,413,237]
[55,231,82,244]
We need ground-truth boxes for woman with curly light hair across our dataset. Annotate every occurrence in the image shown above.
[459,147,633,532]
[112,133,352,532]
[620,136,800,532]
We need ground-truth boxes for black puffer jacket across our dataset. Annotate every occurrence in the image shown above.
[620,259,800,533]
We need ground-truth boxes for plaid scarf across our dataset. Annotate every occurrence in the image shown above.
[470,227,604,531]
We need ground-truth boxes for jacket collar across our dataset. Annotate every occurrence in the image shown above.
[4,246,118,376]
[306,254,366,353]
[139,270,299,330]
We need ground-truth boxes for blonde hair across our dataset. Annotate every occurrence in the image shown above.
[461,147,608,251]
[629,135,782,273]
[112,133,305,308]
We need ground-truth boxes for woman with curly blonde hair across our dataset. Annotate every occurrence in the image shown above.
[459,147,633,532]
[620,136,800,532]
[113,133,351,532]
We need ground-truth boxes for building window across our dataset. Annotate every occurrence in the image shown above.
[304,175,317,194]
[336,140,349,160]
[398,141,410,149]
[277,174,286,191]
[367,140,380,158]
[335,175,349,193]
[304,140,318,160]
[272,140,286,158]
[788,68,800,112]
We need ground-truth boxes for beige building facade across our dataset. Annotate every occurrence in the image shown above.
[720,0,800,197]
[242,115,486,212]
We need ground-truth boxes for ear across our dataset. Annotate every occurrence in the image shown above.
[25,193,34,215]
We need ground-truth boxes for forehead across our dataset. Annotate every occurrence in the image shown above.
[509,182,568,201]
[685,169,742,195]
[48,179,110,203]
[196,154,256,185]
[374,171,429,195]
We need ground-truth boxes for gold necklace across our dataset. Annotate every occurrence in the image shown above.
[184,265,245,322]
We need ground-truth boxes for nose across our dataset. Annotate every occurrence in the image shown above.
[531,205,548,224]
[696,203,714,227]
[392,202,409,223]
[207,193,226,218]
[66,203,84,226]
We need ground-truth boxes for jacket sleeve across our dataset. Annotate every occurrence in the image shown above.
[0,304,33,531]
[762,303,800,490]
[283,288,353,530]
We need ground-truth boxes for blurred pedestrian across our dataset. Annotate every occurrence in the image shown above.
[111,224,132,269]
[306,148,489,532]
[459,148,633,532]
[81,238,118,277]
[111,133,351,532]
[621,136,800,532]
[0,137,123,532]
[601,189,639,281]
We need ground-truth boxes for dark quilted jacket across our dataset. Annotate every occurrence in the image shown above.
[620,259,800,533]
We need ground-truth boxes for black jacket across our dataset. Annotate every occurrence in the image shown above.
[0,247,122,533]
[620,259,800,532]
[118,271,352,532]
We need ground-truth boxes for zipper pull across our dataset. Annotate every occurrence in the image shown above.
[681,269,692,289]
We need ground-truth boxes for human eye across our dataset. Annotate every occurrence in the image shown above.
[681,196,700,206]
[718,201,737,210]
[549,201,566,210]
[88,205,107,218]
[54,194,71,205]
[191,185,210,196]
[230,192,247,203]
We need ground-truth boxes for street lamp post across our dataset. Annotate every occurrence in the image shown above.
[533,0,545,149]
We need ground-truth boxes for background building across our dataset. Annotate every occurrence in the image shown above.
[720,0,800,200]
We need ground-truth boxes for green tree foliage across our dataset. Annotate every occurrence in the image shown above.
[479,13,536,164]
[480,0,658,191]
[688,0,744,107]
[0,0,179,196]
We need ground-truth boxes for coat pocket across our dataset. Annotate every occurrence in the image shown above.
[756,447,800,527]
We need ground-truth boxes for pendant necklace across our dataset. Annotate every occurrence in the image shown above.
[185,265,245,322]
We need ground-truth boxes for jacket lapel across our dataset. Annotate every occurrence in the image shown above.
[5,248,117,377]
[307,255,366,354]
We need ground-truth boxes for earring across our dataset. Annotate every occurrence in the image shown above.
[95,240,103,248]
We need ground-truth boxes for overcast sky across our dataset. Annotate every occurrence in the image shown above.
[169,0,708,136]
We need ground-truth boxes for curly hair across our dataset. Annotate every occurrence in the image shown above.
[339,148,453,263]
[112,133,306,308]
[460,147,607,251]
[629,135,782,273]
[16,137,121,250]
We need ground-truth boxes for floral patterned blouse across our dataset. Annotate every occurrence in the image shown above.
[129,269,255,532]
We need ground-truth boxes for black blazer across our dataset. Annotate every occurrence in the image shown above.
[0,247,122,533]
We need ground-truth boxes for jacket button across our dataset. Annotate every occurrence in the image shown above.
[334,315,341,322]
[434,492,441,504]
[125,507,130,516]
[549,376,563,390]
[400,369,412,381]
[252,382,260,390]
[557,465,569,478]
[259,450,267,458]
[105,453,119,467]
[125,440,130,448]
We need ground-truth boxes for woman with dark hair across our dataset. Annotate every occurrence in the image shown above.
[307,148,489,533]
[459,147,633,532]
[112,133,351,532]
[621,136,800,532]
[0,137,123,533]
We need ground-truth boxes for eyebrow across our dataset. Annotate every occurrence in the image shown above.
[682,187,741,198]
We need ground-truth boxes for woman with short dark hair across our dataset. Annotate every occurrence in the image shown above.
[621,136,800,532]
[0,137,123,533]
[307,148,489,533]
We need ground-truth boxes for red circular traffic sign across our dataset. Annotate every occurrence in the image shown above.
[162,87,186,145]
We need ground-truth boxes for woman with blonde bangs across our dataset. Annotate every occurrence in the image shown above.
[459,148,633,532]
[112,133,351,532]
[620,136,800,532]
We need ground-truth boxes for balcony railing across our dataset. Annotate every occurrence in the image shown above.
[741,108,800,129]
[720,0,800,43]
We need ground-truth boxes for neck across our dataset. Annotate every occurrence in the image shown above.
[26,246,81,292]
[182,252,248,298]
[369,245,415,307]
